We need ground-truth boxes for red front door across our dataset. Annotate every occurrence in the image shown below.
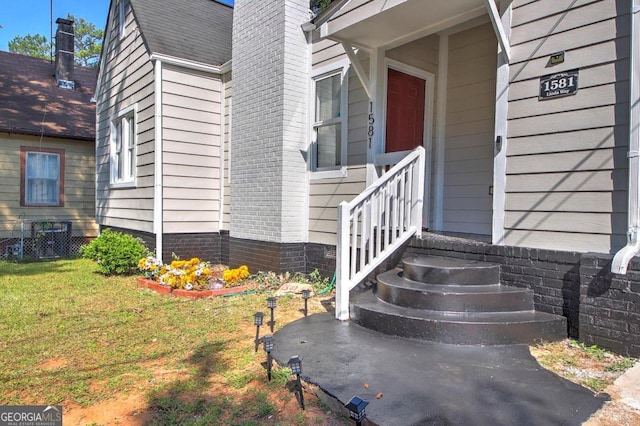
[385,68,426,153]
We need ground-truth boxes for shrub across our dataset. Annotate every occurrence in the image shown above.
[80,229,150,275]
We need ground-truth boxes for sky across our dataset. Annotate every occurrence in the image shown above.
[0,0,234,52]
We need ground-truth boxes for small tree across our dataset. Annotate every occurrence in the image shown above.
[8,14,103,68]
[68,14,103,68]
[8,34,52,60]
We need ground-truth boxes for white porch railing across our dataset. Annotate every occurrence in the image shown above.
[335,146,425,320]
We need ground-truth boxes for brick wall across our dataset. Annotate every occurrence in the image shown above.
[162,232,228,265]
[580,254,640,357]
[229,236,305,273]
[230,0,309,243]
[102,226,228,264]
[407,235,640,357]
[306,243,337,278]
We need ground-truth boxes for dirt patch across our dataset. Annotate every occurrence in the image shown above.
[65,394,153,426]
[39,357,68,370]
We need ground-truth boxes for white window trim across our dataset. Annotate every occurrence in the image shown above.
[110,103,137,188]
[310,59,350,179]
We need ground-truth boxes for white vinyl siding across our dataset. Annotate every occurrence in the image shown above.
[503,0,628,253]
[222,71,232,230]
[161,64,223,234]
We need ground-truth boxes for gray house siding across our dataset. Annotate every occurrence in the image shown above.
[504,0,629,253]
[96,0,155,233]
[443,23,496,236]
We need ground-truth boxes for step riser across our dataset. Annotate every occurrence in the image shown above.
[403,260,500,285]
[375,284,534,312]
[351,305,567,346]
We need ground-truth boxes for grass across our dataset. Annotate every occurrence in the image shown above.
[0,258,347,425]
[530,339,637,393]
[1,258,636,423]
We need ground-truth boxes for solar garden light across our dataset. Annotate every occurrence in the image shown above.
[345,396,369,426]
[267,296,277,332]
[287,355,304,410]
[253,311,264,352]
[301,289,311,317]
[262,335,275,381]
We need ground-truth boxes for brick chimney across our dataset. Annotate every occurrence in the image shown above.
[54,18,75,89]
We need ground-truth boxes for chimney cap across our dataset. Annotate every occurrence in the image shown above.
[55,17,74,25]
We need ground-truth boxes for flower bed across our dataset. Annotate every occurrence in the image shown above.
[136,277,249,298]
[137,257,251,298]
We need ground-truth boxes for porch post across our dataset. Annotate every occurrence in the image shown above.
[336,201,350,320]
[433,34,449,231]
[491,1,512,245]
[367,48,386,186]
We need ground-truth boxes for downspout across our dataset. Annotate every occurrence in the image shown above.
[612,1,640,274]
[153,60,164,262]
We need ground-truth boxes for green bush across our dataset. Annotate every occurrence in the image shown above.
[80,228,150,275]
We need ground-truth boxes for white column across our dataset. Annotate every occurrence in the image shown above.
[491,1,512,245]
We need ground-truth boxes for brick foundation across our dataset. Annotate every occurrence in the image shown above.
[102,227,228,264]
[229,237,305,274]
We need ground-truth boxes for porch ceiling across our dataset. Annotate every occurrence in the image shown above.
[326,0,486,50]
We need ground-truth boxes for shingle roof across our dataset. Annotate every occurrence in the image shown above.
[0,51,97,140]
[130,0,233,66]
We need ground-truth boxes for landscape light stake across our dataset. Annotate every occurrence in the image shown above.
[262,335,275,381]
[288,355,304,410]
[267,296,277,332]
[253,311,264,352]
[301,289,311,316]
[345,395,369,426]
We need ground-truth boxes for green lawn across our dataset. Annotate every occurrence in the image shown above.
[0,258,345,425]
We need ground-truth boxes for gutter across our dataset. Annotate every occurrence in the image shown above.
[149,53,231,74]
[301,0,352,32]
[612,1,640,274]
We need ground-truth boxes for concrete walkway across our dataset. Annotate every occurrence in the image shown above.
[272,313,608,426]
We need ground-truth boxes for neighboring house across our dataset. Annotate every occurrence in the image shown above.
[97,0,639,356]
[0,19,98,259]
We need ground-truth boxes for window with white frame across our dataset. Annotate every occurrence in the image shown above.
[110,107,136,185]
[21,147,64,207]
[312,66,347,171]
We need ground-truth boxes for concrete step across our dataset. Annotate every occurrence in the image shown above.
[350,291,567,345]
[402,254,500,285]
[377,268,534,312]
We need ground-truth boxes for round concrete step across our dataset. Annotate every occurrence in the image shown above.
[402,254,500,285]
[377,269,534,312]
[350,291,567,345]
